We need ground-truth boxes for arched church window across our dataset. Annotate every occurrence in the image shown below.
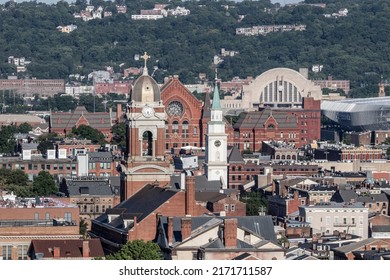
[182,121,189,138]
[172,121,179,134]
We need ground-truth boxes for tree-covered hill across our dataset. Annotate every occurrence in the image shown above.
[0,0,390,97]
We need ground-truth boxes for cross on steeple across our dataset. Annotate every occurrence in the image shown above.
[141,52,150,75]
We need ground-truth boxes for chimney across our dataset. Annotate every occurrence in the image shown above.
[116,103,123,123]
[82,240,90,258]
[224,219,238,248]
[53,247,60,259]
[185,175,195,216]
[180,172,186,190]
[181,217,192,240]
[294,190,299,200]
[167,216,174,245]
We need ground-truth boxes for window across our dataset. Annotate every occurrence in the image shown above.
[2,245,12,260]
[193,127,198,135]
[18,245,28,260]
[45,213,50,220]
[224,204,229,212]
[231,204,235,212]
[64,212,72,222]
[172,121,179,134]
[182,121,189,138]
[326,216,330,225]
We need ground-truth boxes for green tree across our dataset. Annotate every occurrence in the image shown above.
[106,240,163,260]
[79,218,88,237]
[0,169,28,186]
[241,191,268,216]
[71,125,106,144]
[32,171,57,196]
[17,122,33,133]
[0,125,17,154]
[37,140,54,155]
[111,122,126,150]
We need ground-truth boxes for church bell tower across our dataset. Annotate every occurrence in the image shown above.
[121,52,173,201]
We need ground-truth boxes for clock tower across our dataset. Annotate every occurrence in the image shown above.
[205,78,228,188]
[121,52,174,200]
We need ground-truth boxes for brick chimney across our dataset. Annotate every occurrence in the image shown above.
[185,175,195,216]
[82,240,90,258]
[53,247,61,259]
[167,216,174,245]
[181,217,192,241]
[224,218,238,248]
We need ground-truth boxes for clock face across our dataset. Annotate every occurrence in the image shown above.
[167,101,184,117]
[142,106,154,118]
[214,140,221,147]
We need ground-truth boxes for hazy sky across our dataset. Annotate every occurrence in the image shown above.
[0,0,303,5]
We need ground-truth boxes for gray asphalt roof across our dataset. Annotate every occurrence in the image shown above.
[63,179,114,196]
[332,238,377,254]
[170,174,222,191]
[228,146,244,163]
[160,215,277,245]
[95,185,179,231]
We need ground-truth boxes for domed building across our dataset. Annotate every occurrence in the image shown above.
[220,67,322,112]
[121,52,174,200]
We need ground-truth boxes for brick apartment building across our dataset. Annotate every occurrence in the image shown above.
[0,195,80,260]
[0,78,65,97]
[94,80,131,95]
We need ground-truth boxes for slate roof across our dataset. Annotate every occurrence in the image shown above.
[332,238,378,254]
[233,107,298,130]
[50,106,112,131]
[227,146,244,163]
[28,239,104,259]
[159,215,277,246]
[195,192,227,203]
[331,189,358,203]
[94,185,179,232]
[170,174,222,191]
[62,179,114,197]
[87,151,113,163]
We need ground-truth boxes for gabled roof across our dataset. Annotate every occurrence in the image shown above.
[94,185,179,231]
[332,238,390,254]
[159,215,277,246]
[28,239,104,259]
[50,106,112,131]
[234,107,298,130]
[228,146,244,163]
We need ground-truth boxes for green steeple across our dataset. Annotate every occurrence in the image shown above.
[211,76,221,110]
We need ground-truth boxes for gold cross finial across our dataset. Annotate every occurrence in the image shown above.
[141,52,150,68]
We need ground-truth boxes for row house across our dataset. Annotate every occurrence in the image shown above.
[298,202,369,239]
